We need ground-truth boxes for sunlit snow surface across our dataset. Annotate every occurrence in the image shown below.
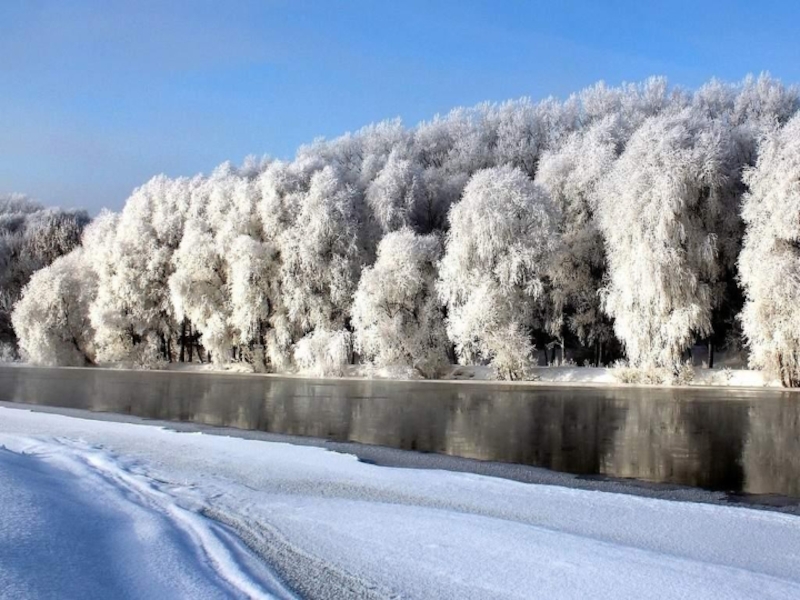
[2,407,800,600]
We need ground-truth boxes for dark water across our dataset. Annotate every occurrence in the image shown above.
[2,366,799,497]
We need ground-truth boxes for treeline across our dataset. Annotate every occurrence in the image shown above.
[8,74,800,385]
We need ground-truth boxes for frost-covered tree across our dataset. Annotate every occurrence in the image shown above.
[690,74,799,363]
[169,221,230,361]
[365,150,421,235]
[12,248,97,366]
[352,229,448,377]
[0,194,89,351]
[170,160,278,368]
[739,114,800,387]
[535,117,621,358]
[253,159,319,369]
[494,97,579,177]
[280,166,365,334]
[90,175,195,366]
[597,108,737,368]
[10,73,800,380]
[578,76,678,132]
[732,73,799,133]
[293,328,352,377]
[438,166,559,379]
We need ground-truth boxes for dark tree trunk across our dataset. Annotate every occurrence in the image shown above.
[777,353,794,388]
[188,323,194,363]
[179,318,186,363]
[708,341,714,369]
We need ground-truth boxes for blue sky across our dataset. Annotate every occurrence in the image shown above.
[2,0,799,213]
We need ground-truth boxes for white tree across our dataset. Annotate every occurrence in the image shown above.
[254,164,367,374]
[365,149,420,235]
[494,96,579,177]
[169,221,231,362]
[732,73,799,132]
[438,165,559,379]
[12,248,97,366]
[293,328,352,377]
[0,195,89,352]
[352,229,449,377]
[597,108,736,368]
[279,166,365,334]
[253,159,314,369]
[535,116,620,356]
[739,114,800,387]
[687,75,800,365]
[167,160,279,367]
[228,234,279,369]
[89,175,195,366]
[579,77,677,133]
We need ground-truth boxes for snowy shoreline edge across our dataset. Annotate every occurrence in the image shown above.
[2,363,791,393]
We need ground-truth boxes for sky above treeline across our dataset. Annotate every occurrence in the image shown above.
[2,0,799,214]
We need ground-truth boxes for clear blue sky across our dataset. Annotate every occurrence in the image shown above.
[2,0,799,213]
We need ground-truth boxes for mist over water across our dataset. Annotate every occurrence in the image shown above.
[2,366,798,497]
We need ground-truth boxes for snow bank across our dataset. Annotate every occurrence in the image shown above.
[158,362,785,389]
[13,357,786,390]
[2,407,800,599]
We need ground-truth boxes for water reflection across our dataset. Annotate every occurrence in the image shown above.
[1,367,798,497]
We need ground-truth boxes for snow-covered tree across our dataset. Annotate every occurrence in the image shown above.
[535,116,620,356]
[365,150,421,235]
[352,229,448,377]
[494,97,579,177]
[739,114,800,387]
[167,160,280,368]
[687,74,799,363]
[597,108,737,368]
[438,165,559,379]
[732,73,799,132]
[90,175,194,366]
[12,248,97,366]
[280,166,365,335]
[579,76,679,132]
[293,328,352,377]
[169,220,231,361]
[0,194,89,351]
[9,73,800,381]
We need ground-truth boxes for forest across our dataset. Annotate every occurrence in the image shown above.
[5,74,800,386]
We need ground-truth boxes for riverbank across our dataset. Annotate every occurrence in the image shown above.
[2,360,785,391]
[3,404,800,599]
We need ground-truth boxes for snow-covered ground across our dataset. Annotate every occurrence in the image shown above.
[2,407,800,599]
[177,362,783,388]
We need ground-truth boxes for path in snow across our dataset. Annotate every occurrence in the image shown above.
[0,441,293,599]
[2,406,800,599]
